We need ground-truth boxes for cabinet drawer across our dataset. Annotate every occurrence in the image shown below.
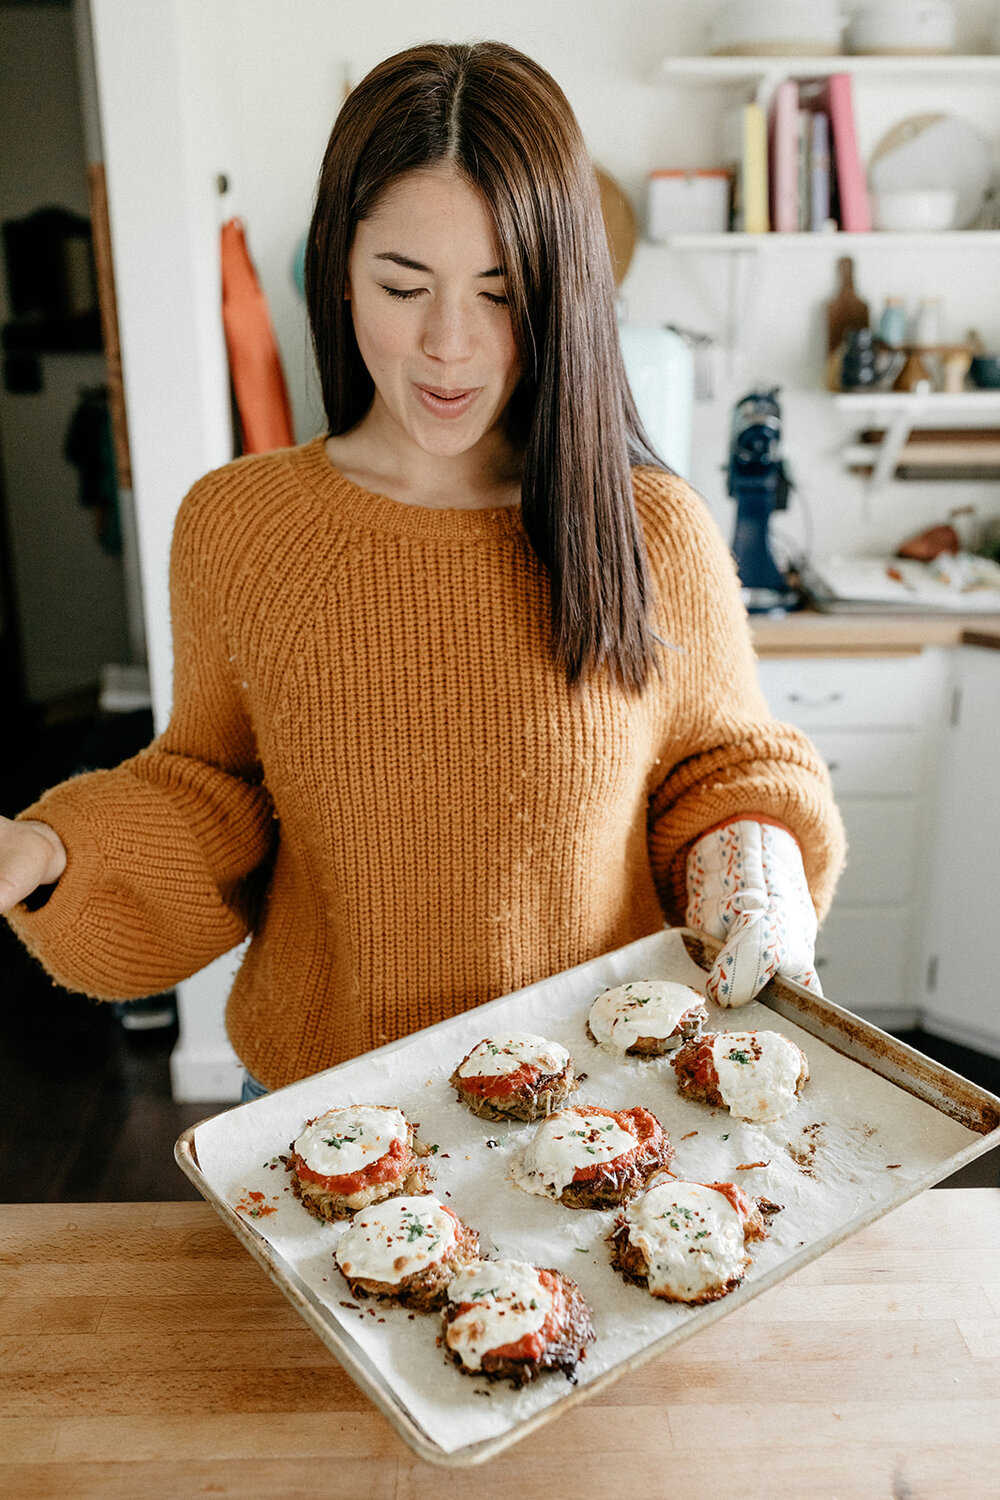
[757,653,940,729]
[815,905,911,1017]
[809,729,924,797]
[837,798,921,904]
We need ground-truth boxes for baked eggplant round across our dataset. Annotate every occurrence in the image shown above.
[450,1031,577,1122]
[334,1194,479,1311]
[670,1030,809,1123]
[287,1104,429,1223]
[442,1258,595,1387]
[509,1103,674,1209]
[586,979,707,1056]
[609,1179,780,1304]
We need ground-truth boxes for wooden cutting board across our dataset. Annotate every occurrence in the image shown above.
[1,1190,998,1497]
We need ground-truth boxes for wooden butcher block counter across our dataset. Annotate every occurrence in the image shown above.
[750,609,1000,657]
[1,1190,998,1499]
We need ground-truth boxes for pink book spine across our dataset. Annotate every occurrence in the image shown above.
[827,72,871,232]
[768,79,799,233]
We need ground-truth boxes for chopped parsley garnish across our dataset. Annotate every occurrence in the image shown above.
[471,1286,499,1300]
[321,1131,361,1149]
[726,1049,751,1065]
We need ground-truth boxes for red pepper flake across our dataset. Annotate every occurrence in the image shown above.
[886,1163,902,1169]
[234,1188,278,1219]
[339,1302,359,1311]
[408,1313,416,1321]
[367,1308,377,1317]
[735,1161,770,1170]
[680,1130,698,1140]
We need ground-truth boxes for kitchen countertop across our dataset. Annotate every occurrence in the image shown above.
[751,610,1000,656]
[2,1190,998,1498]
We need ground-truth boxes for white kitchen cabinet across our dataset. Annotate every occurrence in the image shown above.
[757,650,948,1026]
[920,644,1000,1057]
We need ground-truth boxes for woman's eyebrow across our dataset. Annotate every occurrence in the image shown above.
[373,251,504,278]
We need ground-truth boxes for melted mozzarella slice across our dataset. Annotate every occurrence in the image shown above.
[589,980,705,1050]
[625,1182,747,1301]
[293,1104,407,1177]
[335,1195,457,1284]
[457,1032,569,1079]
[510,1108,637,1198]
[711,1031,805,1122]
[445,1259,553,1370]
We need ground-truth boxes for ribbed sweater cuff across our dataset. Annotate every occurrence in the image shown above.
[9,789,112,970]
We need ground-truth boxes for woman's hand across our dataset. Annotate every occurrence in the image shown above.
[685,819,821,1007]
[0,817,67,914]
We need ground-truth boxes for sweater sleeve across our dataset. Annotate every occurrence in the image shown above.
[638,470,846,926]
[5,471,277,999]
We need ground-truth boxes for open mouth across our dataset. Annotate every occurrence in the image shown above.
[415,385,480,417]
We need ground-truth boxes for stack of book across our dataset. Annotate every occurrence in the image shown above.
[725,73,870,234]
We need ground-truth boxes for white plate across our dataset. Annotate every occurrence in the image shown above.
[870,113,995,229]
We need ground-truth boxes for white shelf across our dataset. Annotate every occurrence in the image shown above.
[834,391,1000,489]
[646,231,1000,251]
[657,54,1000,85]
[834,391,1000,412]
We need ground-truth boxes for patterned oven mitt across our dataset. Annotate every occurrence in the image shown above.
[685,818,821,1007]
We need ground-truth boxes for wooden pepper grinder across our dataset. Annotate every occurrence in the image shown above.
[826,256,869,390]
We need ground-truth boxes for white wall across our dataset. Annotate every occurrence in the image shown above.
[86,0,1000,1097]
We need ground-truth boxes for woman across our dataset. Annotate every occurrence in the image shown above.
[0,42,844,1094]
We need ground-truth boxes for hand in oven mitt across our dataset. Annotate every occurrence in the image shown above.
[685,818,821,1007]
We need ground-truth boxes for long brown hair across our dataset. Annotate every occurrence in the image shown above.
[305,40,663,690]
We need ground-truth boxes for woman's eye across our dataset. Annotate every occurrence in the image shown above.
[381,285,424,301]
[481,292,509,307]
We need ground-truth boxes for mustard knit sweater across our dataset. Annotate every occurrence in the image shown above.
[9,438,844,1088]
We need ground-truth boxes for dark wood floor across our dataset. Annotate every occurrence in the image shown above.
[1,695,217,1203]
[1,700,998,1202]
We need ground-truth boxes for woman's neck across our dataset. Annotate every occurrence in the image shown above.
[324,411,522,512]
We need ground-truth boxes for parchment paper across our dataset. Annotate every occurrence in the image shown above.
[192,929,976,1456]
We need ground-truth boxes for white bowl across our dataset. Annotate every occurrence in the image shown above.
[709,0,844,55]
[872,187,958,231]
[847,0,956,55]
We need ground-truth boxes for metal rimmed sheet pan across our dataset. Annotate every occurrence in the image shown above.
[175,928,1000,1468]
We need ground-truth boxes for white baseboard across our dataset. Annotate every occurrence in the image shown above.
[855,1006,922,1034]
[920,1010,1000,1064]
[169,1043,243,1103]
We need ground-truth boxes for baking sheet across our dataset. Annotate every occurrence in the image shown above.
[180,928,1000,1464]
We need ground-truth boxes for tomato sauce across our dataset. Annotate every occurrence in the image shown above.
[458,1063,540,1099]
[484,1270,560,1363]
[682,1038,720,1092]
[704,1180,751,1219]
[295,1135,408,1194]
[570,1105,662,1184]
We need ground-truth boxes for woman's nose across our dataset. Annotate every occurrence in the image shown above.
[421,298,475,362]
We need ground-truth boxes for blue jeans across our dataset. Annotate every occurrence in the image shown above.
[240,1070,269,1103]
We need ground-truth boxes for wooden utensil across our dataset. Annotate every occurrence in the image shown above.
[827,255,869,356]
[596,166,637,286]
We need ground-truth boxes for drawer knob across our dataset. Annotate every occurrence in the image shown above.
[788,692,843,707]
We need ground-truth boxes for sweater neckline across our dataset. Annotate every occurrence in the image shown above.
[290,435,525,541]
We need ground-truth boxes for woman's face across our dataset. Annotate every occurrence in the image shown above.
[346,166,522,465]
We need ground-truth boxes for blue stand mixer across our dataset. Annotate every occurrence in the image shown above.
[727,389,802,614]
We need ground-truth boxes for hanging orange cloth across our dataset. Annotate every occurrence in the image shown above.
[220,218,295,453]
